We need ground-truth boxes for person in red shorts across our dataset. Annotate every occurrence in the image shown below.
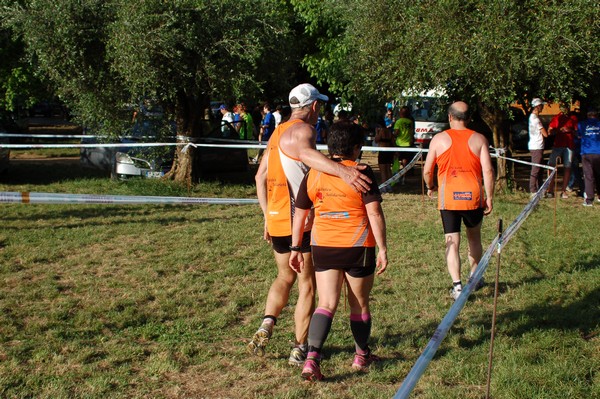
[423,101,494,301]
[289,121,388,381]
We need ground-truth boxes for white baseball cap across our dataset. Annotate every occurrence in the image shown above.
[531,98,546,107]
[289,83,329,108]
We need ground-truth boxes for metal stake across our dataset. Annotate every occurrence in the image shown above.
[486,219,503,399]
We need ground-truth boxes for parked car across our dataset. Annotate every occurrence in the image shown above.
[81,114,175,180]
[81,117,248,179]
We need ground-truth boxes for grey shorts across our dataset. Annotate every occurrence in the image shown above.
[548,147,573,168]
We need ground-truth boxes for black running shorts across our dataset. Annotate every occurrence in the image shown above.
[440,208,484,234]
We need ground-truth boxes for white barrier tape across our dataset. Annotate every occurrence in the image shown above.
[0,132,174,140]
[378,150,423,190]
[493,151,555,170]
[394,169,556,399]
[0,191,258,205]
[0,133,91,139]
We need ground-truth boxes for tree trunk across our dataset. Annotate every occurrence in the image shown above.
[165,90,210,184]
[478,102,510,192]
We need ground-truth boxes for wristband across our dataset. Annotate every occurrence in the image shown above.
[289,245,302,252]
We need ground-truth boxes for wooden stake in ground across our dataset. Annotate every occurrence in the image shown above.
[486,219,503,399]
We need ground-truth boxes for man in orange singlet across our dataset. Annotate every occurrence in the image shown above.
[423,101,494,301]
[248,83,372,365]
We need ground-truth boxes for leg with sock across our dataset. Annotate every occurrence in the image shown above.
[302,308,333,381]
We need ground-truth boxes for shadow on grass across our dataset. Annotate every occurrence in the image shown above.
[1,158,108,185]
[461,254,600,349]
[1,205,231,228]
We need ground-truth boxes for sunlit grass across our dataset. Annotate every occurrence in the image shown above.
[0,157,598,398]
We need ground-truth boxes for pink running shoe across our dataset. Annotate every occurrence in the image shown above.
[351,352,381,372]
[301,358,323,381]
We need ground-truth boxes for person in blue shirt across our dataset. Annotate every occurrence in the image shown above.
[579,108,600,206]
[252,103,277,163]
[314,115,328,144]
[260,103,276,143]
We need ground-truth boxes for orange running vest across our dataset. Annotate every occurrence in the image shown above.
[265,119,309,237]
[306,160,376,247]
[436,129,484,210]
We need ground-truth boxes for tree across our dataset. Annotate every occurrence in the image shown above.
[0,28,52,126]
[2,0,300,183]
[298,0,600,191]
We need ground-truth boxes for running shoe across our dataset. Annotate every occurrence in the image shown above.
[545,192,554,199]
[582,201,593,207]
[450,285,462,300]
[288,345,307,367]
[565,186,574,193]
[247,323,272,357]
[351,352,381,372]
[301,357,323,381]
[561,192,569,199]
[468,276,485,291]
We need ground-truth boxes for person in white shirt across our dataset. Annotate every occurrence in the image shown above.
[528,98,549,195]
[220,104,234,138]
[273,105,283,127]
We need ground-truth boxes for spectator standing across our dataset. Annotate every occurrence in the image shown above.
[248,83,372,365]
[232,104,242,134]
[219,104,235,138]
[314,115,328,144]
[423,101,494,300]
[289,121,387,381]
[393,106,415,184]
[579,108,600,206]
[374,122,394,190]
[253,103,276,163]
[384,109,395,132]
[238,102,255,140]
[547,104,577,198]
[273,105,283,127]
[528,98,549,196]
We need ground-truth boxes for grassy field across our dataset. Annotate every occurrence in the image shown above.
[0,155,598,398]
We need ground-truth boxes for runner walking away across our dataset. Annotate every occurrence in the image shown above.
[289,121,388,381]
[423,101,494,301]
[249,83,372,366]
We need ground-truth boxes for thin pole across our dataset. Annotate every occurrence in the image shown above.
[420,150,425,207]
[486,219,503,399]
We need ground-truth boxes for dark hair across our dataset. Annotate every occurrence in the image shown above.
[588,108,598,118]
[263,102,272,111]
[448,103,471,121]
[327,121,364,158]
[399,106,411,119]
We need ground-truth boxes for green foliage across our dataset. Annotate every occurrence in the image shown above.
[339,0,600,110]
[1,0,301,139]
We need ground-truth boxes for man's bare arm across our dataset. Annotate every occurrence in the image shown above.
[479,137,495,215]
[295,125,372,192]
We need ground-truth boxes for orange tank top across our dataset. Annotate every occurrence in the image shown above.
[266,119,309,237]
[436,129,484,210]
[306,160,375,247]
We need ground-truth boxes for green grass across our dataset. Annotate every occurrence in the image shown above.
[0,157,598,398]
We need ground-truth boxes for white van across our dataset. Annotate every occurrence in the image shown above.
[395,89,450,148]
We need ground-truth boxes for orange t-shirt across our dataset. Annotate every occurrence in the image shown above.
[265,119,309,237]
[435,129,484,210]
[300,160,378,247]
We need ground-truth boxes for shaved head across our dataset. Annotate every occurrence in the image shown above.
[448,101,470,121]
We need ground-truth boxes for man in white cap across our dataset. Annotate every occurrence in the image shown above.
[528,98,549,195]
[248,83,371,366]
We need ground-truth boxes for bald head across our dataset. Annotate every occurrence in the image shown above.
[448,101,470,122]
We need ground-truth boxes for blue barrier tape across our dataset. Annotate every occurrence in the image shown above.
[393,167,556,399]
[0,192,258,205]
